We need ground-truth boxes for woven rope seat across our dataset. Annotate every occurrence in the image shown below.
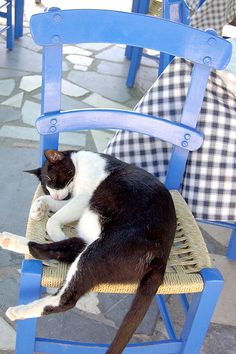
[25,185,211,294]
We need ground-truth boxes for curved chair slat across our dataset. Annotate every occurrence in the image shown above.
[36,109,203,151]
[30,9,232,69]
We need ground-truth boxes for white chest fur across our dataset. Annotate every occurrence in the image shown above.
[71,151,109,197]
[71,151,109,244]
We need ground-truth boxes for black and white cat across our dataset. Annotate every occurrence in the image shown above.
[0,149,176,354]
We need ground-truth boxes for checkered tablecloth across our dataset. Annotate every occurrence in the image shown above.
[105,0,236,221]
[188,0,235,35]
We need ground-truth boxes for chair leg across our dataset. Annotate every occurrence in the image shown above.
[226,226,236,260]
[158,52,174,76]
[15,260,43,354]
[15,0,24,38]
[6,0,14,50]
[126,47,143,87]
[179,268,223,354]
[125,0,140,59]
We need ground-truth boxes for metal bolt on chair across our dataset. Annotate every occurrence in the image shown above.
[14,7,232,354]
[0,0,14,49]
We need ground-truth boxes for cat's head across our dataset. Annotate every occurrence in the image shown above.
[25,150,76,200]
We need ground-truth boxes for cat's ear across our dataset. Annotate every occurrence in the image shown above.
[24,168,41,178]
[44,150,64,164]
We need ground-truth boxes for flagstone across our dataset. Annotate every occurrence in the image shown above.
[97,61,129,77]
[62,79,89,97]
[0,46,42,73]
[199,222,231,248]
[60,132,86,147]
[73,65,88,71]
[16,35,41,52]
[20,75,42,92]
[76,292,100,315]
[211,253,236,326]
[66,55,94,66]
[78,43,111,51]
[0,125,39,141]
[22,100,41,126]
[0,106,21,123]
[1,92,24,108]
[63,46,92,56]
[90,130,115,152]
[0,79,15,96]
[61,95,92,110]
[0,125,87,147]
[83,93,129,110]
[95,45,126,63]
[0,317,16,351]
[68,71,131,102]
[0,68,28,79]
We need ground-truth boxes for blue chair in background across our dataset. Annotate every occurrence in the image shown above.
[126,0,191,87]
[0,0,14,49]
[13,8,232,354]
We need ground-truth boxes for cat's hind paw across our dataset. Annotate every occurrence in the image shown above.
[6,306,30,321]
[6,307,18,321]
[0,232,29,254]
[30,196,48,221]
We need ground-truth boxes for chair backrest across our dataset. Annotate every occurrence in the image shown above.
[30,8,232,190]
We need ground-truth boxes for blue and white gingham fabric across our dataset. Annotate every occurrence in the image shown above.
[105,0,236,221]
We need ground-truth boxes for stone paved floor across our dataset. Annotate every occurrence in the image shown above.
[0,1,236,353]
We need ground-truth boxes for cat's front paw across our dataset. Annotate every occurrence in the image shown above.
[30,196,48,221]
[46,218,66,242]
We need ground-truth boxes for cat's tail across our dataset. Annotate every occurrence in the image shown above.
[106,265,165,354]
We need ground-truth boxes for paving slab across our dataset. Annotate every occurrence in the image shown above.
[0,278,20,314]
[1,93,24,108]
[68,71,132,102]
[100,294,160,336]
[0,317,16,351]
[201,323,236,354]
[62,78,89,97]
[21,100,41,125]
[0,68,29,79]
[37,309,117,344]
[199,221,231,248]
[83,92,130,110]
[63,46,92,56]
[66,55,94,67]
[0,79,15,96]
[15,35,41,52]
[90,130,115,152]
[0,145,39,235]
[78,43,112,51]
[0,107,21,124]
[97,61,129,77]
[211,254,236,326]
[95,46,127,63]
[0,45,42,73]
[19,75,42,92]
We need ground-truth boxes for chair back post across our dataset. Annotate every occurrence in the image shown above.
[165,62,211,189]
[40,8,63,165]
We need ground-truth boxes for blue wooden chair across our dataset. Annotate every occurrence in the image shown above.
[14,8,232,354]
[0,0,14,49]
[126,0,191,87]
